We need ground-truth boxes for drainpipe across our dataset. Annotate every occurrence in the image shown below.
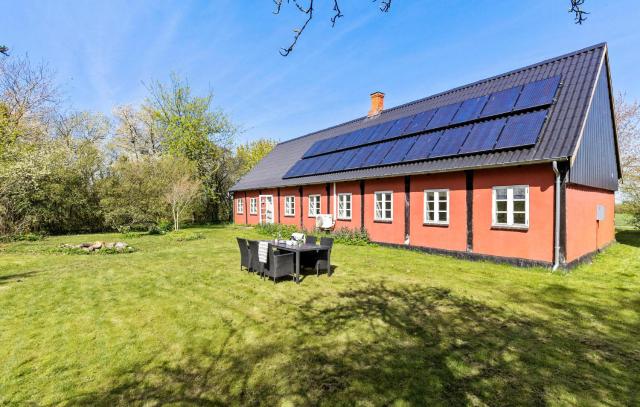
[552,161,561,271]
[333,182,337,221]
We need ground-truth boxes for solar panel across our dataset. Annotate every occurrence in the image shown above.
[333,131,356,150]
[384,115,414,140]
[362,140,395,167]
[314,151,342,174]
[320,135,344,154]
[459,118,507,154]
[480,86,522,117]
[404,109,436,135]
[403,131,442,162]
[380,136,418,165]
[302,139,326,158]
[283,159,306,178]
[495,110,547,149]
[429,125,473,158]
[426,102,461,130]
[366,121,395,144]
[451,95,489,124]
[336,129,363,149]
[515,76,561,109]
[344,144,376,169]
[329,148,358,172]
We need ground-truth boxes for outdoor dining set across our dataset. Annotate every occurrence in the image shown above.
[236,234,333,284]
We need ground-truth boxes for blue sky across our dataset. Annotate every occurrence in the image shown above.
[3,1,639,144]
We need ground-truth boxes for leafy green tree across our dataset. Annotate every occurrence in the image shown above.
[144,74,237,222]
[236,138,278,177]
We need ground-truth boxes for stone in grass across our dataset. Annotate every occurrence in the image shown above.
[114,242,128,251]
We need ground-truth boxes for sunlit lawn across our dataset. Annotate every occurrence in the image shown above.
[1,225,639,406]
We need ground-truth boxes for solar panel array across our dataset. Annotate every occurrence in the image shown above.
[285,75,561,179]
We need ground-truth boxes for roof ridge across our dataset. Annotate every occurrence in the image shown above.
[277,42,607,147]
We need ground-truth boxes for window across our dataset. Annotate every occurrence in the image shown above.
[424,189,449,225]
[337,193,352,220]
[493,185,529,228]
[308,194,321,217]
[236,198,244,214]
[374,191,393,222]
[284,196,295,217]
[249,197,257,215]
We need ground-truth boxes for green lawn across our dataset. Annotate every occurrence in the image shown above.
[1,226,639,406]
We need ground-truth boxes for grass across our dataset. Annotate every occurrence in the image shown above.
[1,226,639,406]
[615,212,636,230]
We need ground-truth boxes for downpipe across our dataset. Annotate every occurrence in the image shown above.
[552,161,561,271]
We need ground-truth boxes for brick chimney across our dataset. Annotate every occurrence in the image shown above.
[368,91,385,117]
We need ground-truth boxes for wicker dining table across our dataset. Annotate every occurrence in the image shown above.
[270,241,331,284]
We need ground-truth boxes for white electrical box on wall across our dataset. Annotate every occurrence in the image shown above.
[596,204,605,221]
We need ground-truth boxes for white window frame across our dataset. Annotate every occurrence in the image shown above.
[492,185,529,228]
[237,198,244,214]
[374,191,393,222]
[308,194,321,217]
[337,193,352,220]
[249,197,257,215]
[284,195,296,217]
[424,189,449,225]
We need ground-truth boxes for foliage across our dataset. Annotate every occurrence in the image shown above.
[235,138,278,176]
[1,225,639,405]
[254,223,370,245]
[52,245,136,255]
[171,231,205,241]
[162,156,202,231]
[615,92,640,229]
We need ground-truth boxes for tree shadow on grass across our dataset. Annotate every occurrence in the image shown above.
[616,230,640,248]
[61,283,640,406]
[0,270,40,286]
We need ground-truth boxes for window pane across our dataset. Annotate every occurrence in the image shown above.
[426,210,434,221]
[513,213,526,225]
[496,189,507,199]
[514,187,526,199]
[513,200,525,212]
[439,201,447,211]
[439,211,447,222]
[496,201,507,212]
[428,202,435,211]
[426,192,434,201]
[496,213,507,224]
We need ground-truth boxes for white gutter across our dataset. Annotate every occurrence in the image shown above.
[552,161,561,271]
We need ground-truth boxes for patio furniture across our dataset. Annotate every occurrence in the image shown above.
[306,235,317,244]
[272,241,331,284]
[236,238,250,271]
[301,235,318,269]
[248,240,261,274]
[261,243,295,284]
[315,237,334,276]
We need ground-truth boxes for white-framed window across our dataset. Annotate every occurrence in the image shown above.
[308,194,321,217]
[249,197,257,215]
[284,196,296,217]
[492,185,529,228]
[424,189,449,225]
[374,191,393,222]
[337,193,352,220]
[237,198,244,214]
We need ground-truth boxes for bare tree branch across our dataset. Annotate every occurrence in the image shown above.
[569,0,589,24]
[0,45,8,56]
[274,0,588,56]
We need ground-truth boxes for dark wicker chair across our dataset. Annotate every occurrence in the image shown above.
[236,238,250,271]
[315,237,334,276]
[261,244,295,283]
[247,240,260,274]
[301,235,318,269]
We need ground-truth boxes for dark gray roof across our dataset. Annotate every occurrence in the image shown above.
[232,43,609,192]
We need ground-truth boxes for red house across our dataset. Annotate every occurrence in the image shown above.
[231,43,621,269]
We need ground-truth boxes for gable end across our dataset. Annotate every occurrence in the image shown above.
[569,58,620,191]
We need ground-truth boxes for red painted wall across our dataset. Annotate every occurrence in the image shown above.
[330,181,363,231]
[472,164,555,263]
[409,172,467,252]
[364,177,406,245]
[565,184,615,262]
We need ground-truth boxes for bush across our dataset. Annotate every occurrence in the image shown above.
[0,232,46,243]
[171,231,205,241]
[147,225,165,235]
[254,223,300,239]
[325,227,370,245]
